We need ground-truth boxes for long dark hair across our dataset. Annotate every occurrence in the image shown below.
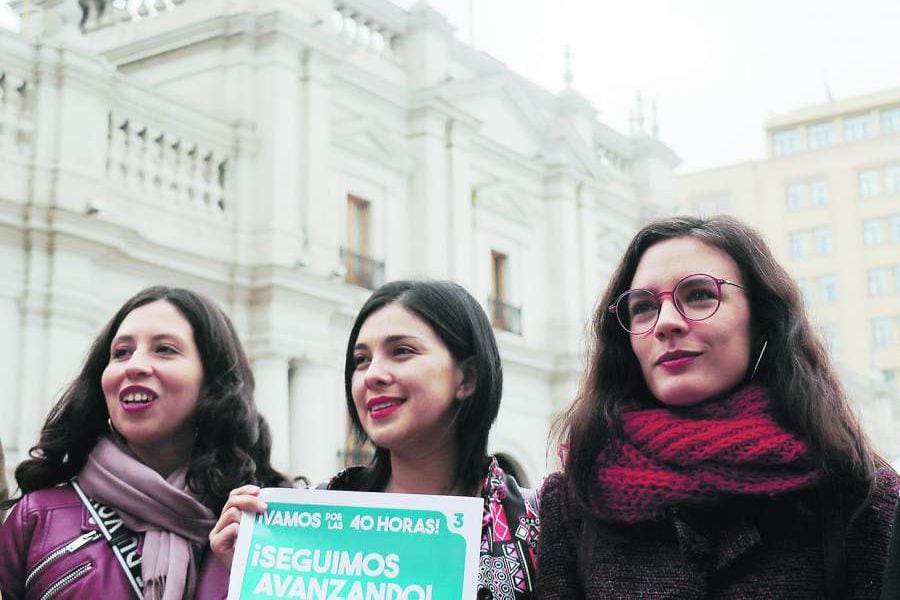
[343,280,503,494]
[4,286,289,513]
[556,215,879,517]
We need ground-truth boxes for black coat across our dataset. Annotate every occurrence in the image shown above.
[535,469,899,599]
[883,500,900,600]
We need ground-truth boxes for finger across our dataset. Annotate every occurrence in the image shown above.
[223,494,267,514]
[210,521,241,552]
[229,485,261,497]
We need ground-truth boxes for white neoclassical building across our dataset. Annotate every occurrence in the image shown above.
[0,0,679,487]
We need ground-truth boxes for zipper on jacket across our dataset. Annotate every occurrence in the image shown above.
[38,561,93,600]
[25,530,101,589]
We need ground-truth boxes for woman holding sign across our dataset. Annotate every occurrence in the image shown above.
[213,280,539,599]
[0,286,289,600]
[535,216,899,598]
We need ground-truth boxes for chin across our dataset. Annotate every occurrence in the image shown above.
[652,383,709,407]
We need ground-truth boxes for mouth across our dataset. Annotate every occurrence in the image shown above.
[656,351,702,369]
[366,396,404,420]
[119,385,158,412]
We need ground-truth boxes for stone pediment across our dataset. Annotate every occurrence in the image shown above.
[435,74,550,154]
[472,179,539,226]
[332,116,408,171]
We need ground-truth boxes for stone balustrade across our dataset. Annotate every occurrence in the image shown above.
[0,28,235,226]
[106,110,232,218]
[332,0,406,62]
[80,0,185,32]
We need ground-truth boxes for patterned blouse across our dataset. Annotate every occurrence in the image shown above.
[324,457,540,599]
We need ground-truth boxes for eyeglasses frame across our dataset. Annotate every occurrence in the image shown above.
[608,273,747,335]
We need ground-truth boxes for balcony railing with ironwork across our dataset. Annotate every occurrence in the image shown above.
[489,297,522,335]
[340,247,385,290]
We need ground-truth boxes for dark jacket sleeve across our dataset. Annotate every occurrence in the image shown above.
[0,437,8,508]
[882,496,900,600]
[534,473,584,599]
[0,495,31,600]
[845,468,900,598]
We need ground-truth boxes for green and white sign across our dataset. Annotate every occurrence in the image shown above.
[227,488,483,600]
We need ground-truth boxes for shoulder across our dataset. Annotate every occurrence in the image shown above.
[537,472,568,509]
[321,466,367,491]
[10,484,82,516]
[864,467,900,520]
[873,467,900,500]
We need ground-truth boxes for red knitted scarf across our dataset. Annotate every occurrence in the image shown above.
[592,386,821,523]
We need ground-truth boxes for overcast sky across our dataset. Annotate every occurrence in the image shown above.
[394,0,900,173]
[3,1,899,172]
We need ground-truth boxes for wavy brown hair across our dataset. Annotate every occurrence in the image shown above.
[3,286,290,513]
[555,215,880,518]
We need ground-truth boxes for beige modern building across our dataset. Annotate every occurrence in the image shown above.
[679,87,900,464]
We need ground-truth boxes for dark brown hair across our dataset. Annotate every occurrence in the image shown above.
[5,286,290,513]
[555,215,879,517]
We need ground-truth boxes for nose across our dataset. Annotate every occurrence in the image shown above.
[653,296,688,339]
[363,356,393,390]
[124,350,153,379]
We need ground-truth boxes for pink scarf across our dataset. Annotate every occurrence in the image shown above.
[77,437,216,600]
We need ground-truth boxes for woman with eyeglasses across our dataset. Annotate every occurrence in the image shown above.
[0,286,290,599]
[535,216,899,599]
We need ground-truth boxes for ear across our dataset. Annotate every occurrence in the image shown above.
[455,358,477,401]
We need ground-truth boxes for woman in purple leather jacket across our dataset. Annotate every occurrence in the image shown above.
[0,286,290,599]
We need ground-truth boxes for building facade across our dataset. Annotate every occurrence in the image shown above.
[0,0,678,486]
[679,88,900,466]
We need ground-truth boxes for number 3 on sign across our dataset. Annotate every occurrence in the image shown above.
[453,513,463,527]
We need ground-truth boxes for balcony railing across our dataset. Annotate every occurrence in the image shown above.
[80,0,187,32]
[489,297,522,335]
[340,247,384,291]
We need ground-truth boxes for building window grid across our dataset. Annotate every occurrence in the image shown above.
[859,170,881,199]
[773,129,802,156]
[789,232,810,258]
[810,180,828,207]
[844,114,874,142]
[489,250,522,335]
[814,227,833,254]
[786,183,806,210]
[872,317,896,348]
[886,166,900,195]
[869,268,890,296]
[807,122,833,150]
[863,219,884,246]
[342,194,385,290]
[819,276,837,303]
[881,107,900,135]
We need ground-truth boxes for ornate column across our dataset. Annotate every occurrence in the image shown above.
[542,167,584,355]
[446,117,479,288]
[288,356,344,483]
[253,354,291,473]
[299,49,339,275]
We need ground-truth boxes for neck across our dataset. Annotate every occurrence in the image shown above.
[126,435,192,479]
[384,443,462,496]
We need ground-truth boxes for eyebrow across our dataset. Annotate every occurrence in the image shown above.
[353,334,423,351]
[110,333,187,345]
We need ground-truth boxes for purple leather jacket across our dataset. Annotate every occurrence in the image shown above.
[0,484,229,599]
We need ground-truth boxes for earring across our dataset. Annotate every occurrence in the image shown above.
[750,340,768,380]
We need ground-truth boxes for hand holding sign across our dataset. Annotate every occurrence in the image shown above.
[226,488,482,600]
